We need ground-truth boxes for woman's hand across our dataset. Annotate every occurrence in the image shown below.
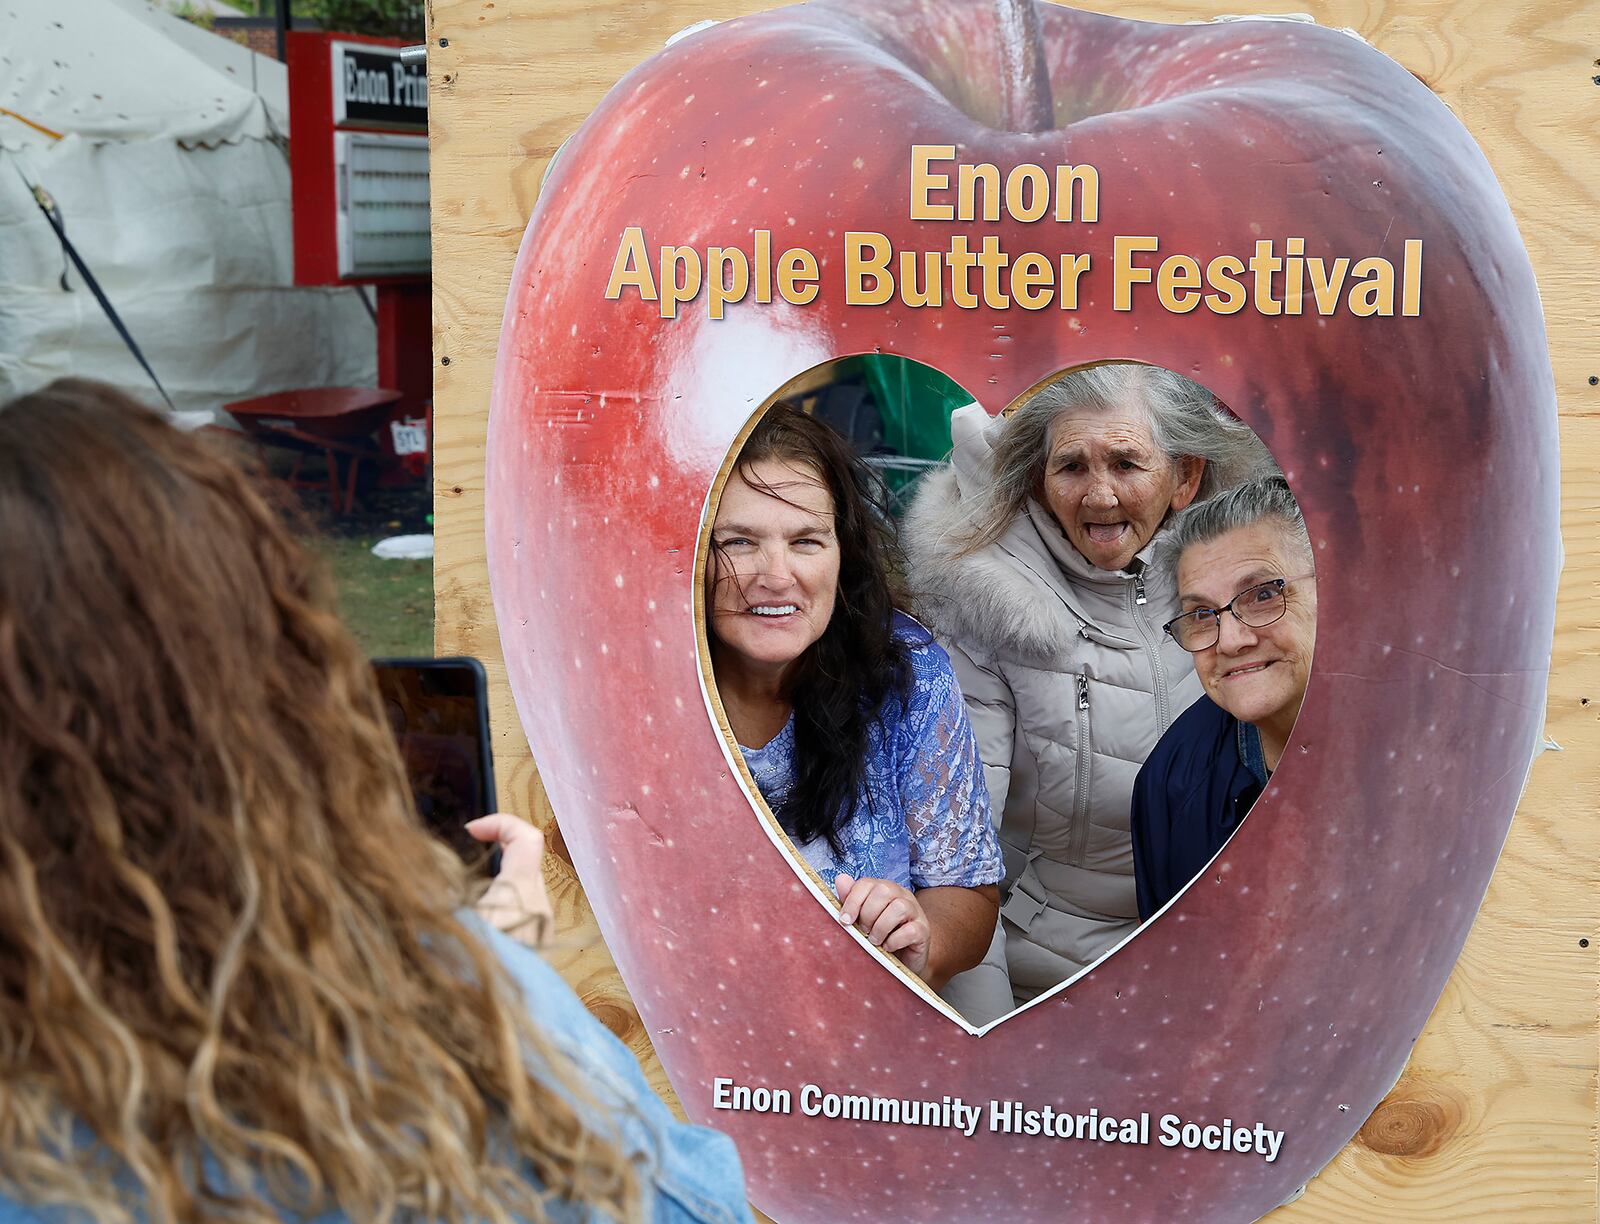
[467,814,553,949]
[834,874,932,978]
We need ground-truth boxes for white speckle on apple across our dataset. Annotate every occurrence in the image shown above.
[662,307,831,467]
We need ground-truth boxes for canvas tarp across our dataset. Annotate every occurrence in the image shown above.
[0,0,374,419]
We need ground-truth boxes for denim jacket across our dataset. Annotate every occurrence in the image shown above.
[0,918,752,1224]
[477,920,753,1224]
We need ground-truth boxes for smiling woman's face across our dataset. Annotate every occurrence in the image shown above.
[709,459,840,680]
[1176,520,1318,742]
[1041,404,1202,572]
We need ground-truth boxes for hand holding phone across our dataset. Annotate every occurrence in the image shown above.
[468,814,553,948]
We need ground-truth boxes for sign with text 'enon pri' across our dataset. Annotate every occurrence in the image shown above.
[288,32,430,284]
[334,43,428,131]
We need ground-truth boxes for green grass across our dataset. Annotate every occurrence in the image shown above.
[308,534,434,658]
[252,444,435,659]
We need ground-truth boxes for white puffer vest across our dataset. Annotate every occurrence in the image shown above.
[902,404,1203,1016]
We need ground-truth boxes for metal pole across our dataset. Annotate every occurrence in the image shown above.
[275,0,290,62]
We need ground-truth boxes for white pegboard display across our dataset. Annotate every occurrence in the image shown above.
[335,131,430,279]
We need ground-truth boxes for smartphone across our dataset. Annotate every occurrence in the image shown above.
[372,656,499,874]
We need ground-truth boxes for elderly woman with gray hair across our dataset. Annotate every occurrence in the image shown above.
[1131,477,1317,920]
[902,363,1269,1021]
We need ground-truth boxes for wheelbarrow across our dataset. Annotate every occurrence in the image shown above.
[224,387,411,515]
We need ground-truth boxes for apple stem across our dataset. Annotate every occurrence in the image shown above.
[993,0,1054,132]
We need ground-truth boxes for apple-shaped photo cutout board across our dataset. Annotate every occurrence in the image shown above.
[486,1,1558,1218]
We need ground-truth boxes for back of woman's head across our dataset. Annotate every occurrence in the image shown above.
[0,381,634,1221]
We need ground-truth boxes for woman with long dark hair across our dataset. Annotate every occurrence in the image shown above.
[707,405,1002,999]
[0,381,750,1222]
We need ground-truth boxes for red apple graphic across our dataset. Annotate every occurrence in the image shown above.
[486,1,1557,1219]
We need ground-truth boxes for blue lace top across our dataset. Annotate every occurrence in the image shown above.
[740,615,1003,894]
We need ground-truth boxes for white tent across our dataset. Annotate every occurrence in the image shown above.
[110,0,291,137]
[0,0,375,420]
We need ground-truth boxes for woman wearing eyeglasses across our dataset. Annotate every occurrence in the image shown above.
[1131,477,1318,919]
[902,364,1270,1019]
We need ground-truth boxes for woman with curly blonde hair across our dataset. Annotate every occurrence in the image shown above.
[0,381,749,1223]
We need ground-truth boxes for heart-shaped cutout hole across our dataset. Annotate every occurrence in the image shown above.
[694,355,1293,1034]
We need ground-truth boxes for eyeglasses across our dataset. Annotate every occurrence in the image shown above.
[1162,574,1314,652]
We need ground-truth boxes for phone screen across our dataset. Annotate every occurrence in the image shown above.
[372,657,498,871]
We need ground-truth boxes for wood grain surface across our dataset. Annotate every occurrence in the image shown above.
[427,0,1599,1217]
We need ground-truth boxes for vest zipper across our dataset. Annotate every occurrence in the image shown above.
[1130,573,1171,733]
[1071,673,1093,865]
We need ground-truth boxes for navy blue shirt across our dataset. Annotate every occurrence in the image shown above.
[1131,696,1267,920]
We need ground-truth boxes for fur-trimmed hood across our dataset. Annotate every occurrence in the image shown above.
[902,403,1161,667]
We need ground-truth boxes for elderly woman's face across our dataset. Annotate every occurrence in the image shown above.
[1176,521,1317,738]
[709,459,840,676]
[1041,406,1203,572]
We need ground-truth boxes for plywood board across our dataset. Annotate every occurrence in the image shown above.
[428,1,1599,1216]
